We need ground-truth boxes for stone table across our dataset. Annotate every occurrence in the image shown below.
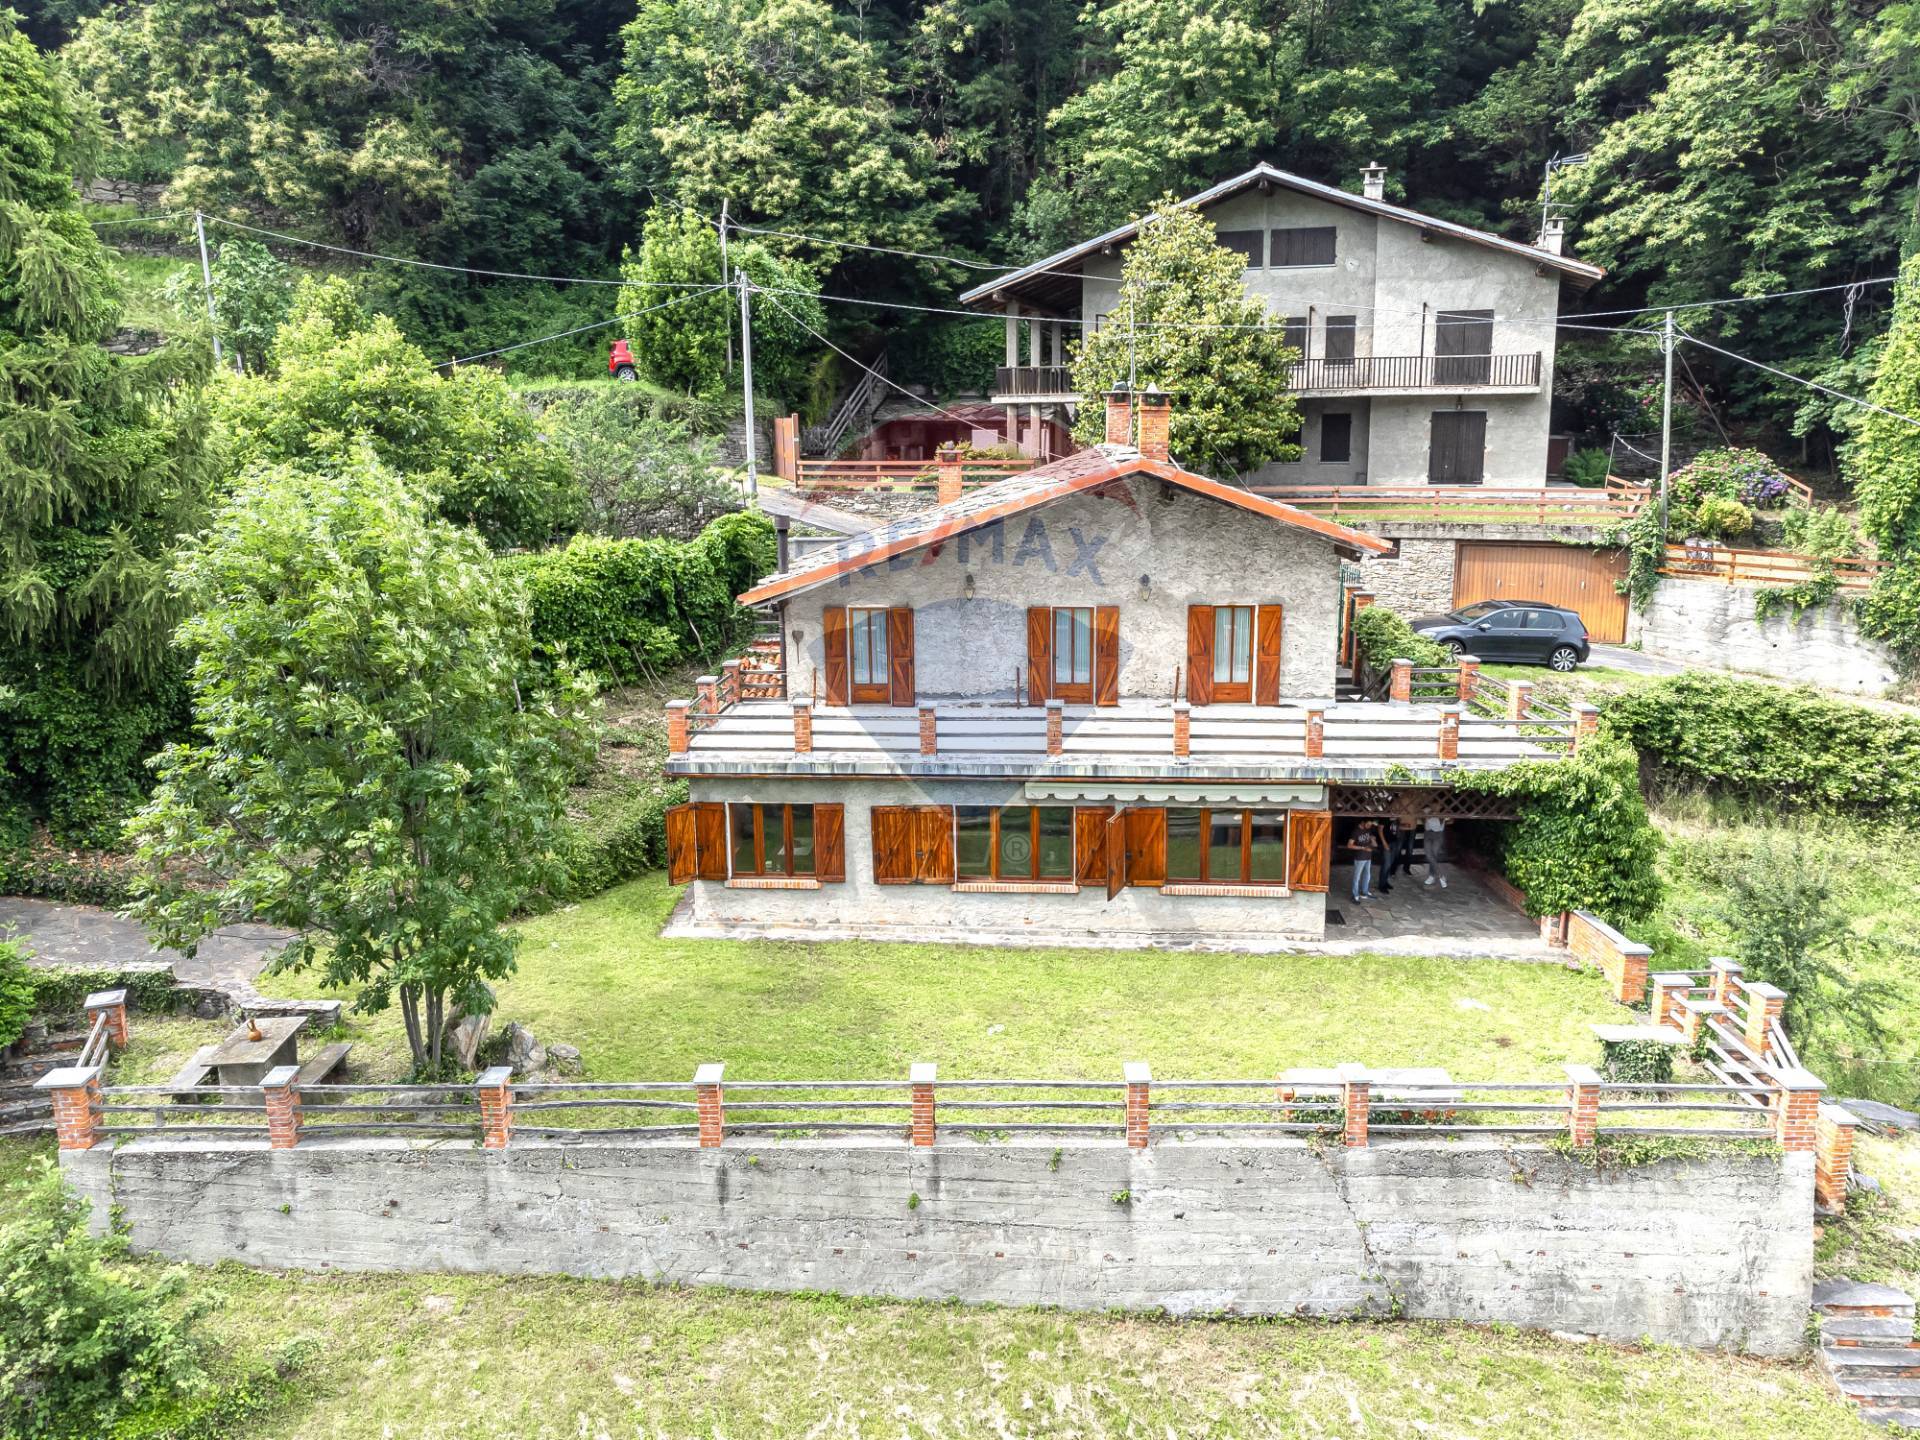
[206,1015,307,1087]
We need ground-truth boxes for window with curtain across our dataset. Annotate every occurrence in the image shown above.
[848,607,889,700]
[1212,605,1255,700]
[1053,607,1093,698]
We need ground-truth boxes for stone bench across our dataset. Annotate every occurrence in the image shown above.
[164,1046,219,1103]
[293,1042,351,1091]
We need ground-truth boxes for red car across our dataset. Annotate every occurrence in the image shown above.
[608,340,637,381]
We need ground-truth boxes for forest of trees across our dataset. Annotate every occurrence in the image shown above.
[20,0,1920,456]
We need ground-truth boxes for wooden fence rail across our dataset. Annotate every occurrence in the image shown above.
[1658,542,1886,589]
[1253,482,1648,522]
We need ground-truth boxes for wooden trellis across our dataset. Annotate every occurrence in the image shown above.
[1330,785,1520,822]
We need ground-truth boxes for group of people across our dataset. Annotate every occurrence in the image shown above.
[1344,816,1447,903]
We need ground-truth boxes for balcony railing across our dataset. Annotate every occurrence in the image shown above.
[991,353,1543,400]
[993,364,1075,397]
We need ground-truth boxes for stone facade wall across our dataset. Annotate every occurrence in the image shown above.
[1629,579,1900,695]
[62,1134,1813,1354]
[1351,537,1459,617]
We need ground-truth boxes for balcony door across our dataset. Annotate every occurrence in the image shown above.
[1428,411,1487,486]
[1434,310,1494,385]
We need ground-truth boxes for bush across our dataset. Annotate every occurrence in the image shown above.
[1349,605,1451,669]
[502,511,775,687]
[546,779,688,905]
[1669,447,1797,512]
[1599,1035,1676,1086]
[1561,448,1610,488]
[1687,495,1753,540]
[0,941,34,1050]
[538,390,743,542]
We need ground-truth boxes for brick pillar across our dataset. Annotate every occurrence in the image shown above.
[695,1063,725,1148]
[1649,974,1690,1030]
[1611,942,1651,1007]
[792,696,813,754]
[666,699,692,754]
[1172,701,1190,759]
[1507,679,1532,721]
[1541,912,1570,948]
[1389,658,1412,704]
[1573,704,1600,751]
[37,1065,102,1151]
[919,704,937,756]
[1046,699,1064,756]
[1437,705,1461,760]
[1124,1061,1151,1149]
[261,1064,302,1149]
[1340,1064,1370,1148]
[696,675,720,715]
[1677,998,1726,1047]
[910,1062,936,1147]
[476,1065,514,1150]
[1815,1102,1859,1213]
[84,987,130,1051]
[1566,1063,1601,1148]
[1744,981,1786,1055]
[1104,388,1133,447]
[1708,957,1744,1009]
[720,659,743,708]
[1770,1066,1825,1153]
[935,444,963,505]
[1136,389,1171,461]
[1456,656,1480,704]
[1304,707,1324,758]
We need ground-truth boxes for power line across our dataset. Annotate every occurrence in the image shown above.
[1678,329,1920,431]
[1572,276,1899,323]
[432,286,724,370]
[87,210,192,227]
[754,286,977,426]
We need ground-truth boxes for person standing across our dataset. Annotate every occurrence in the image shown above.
[1347,820,1377,902]
[1422,814,1449,889]
[1374,819,1397,896]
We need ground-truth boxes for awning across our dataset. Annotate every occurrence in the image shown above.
[1023,781,1328,807]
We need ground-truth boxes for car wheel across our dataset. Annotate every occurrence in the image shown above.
[1440,638,1465,658]
[613,364,637,382]
[1548,645,1579,672]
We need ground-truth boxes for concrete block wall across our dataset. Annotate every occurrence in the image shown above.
[1629,579,1899,695]
[62,1135,1813,1354]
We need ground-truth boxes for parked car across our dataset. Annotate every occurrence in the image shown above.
[609,340,637,381]
[1409,600,1590,672]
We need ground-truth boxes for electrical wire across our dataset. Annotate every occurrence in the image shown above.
[753,286,978,425]
[87,210,192,227]
[432,285,724,369]
[1679,330,1920,431]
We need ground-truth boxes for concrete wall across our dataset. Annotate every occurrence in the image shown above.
[1629,579,1901,695]
[784,476,1345,703]
[63,1135,1813,1354]
[681,774,1326,942]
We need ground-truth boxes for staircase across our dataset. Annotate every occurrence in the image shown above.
[1816,1279,1920,1428]
[805,353,890,458]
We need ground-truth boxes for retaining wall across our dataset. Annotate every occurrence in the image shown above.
[1630,579,1899,694]
[63,1133,1812,1352]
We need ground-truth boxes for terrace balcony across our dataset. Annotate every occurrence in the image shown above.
[990,352,1544,405]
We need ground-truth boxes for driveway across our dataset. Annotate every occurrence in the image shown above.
[1586,645,1690,676]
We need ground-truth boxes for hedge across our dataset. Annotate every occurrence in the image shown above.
[1350,605,1450,670]
[1605,672,1920,821]
[543,779,687,907]
[501,510,775,687]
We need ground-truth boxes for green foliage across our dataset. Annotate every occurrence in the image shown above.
[27,965,181,1019]
[501,512,776,687]
[892,318,1005,398]
[546,779,688,907]
[175,240,293,375]
[1067,200,1301,476]
[1753,507,1860,622]
[1667,449,1796,513]
[0,1161,206,1440]
[538,389,742,541]
[212,280,584,551]
[0,941,35,1050]
[1685,495,1754,541]
[1349,606,1451,669]
[0,837,141,907]
[1612,505,1667,613]
[1855,259,1920,660]
[125,454,598,1070]
[1598,1035,1675,1086]
[1561,449,1611,488]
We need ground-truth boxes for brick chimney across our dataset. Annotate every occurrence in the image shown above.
[1361,163,1387,201]
[1538,217,1566,255]
[1103,386,1133,447]
[935,442,963,504]
[1136,387,1171,462]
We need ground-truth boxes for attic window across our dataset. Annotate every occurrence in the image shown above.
[1216,229,1263,267]
[1271,226,1337,268]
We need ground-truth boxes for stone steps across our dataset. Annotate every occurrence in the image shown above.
[1861,1408,1920,1430]
[1824,1345,1920,1379]
[1817,1279,1920,1426]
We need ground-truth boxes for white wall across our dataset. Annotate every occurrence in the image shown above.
[1629,579,1901,695]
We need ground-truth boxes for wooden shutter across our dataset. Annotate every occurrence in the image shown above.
[1185,605,1214,705]
[1430,412,1488,485]
[665,803,698,884]
[871,806,916,883]
[1093,606,1120,706]
[814,803,845,882]
[1075,806,1112,887]
[1255,604,1284,706]
[823,606,850,705]
[1325,316,1356,362]
[693,803,728,881]
[1026,606,1052,705]
[1124,807,1166,888]
[887,607,915,706]
[1104,810,1126,900]
[917,806,954,883]
[1287,810,1332,892]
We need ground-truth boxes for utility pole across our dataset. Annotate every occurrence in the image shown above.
[193,211,224,368]
[1658,309,1675,534]
[738,271,758,496]
[719,198,733,372]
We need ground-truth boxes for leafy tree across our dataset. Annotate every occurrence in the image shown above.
[0,15,213,842]
[1067,200,1301,475]
[164,238,294,374]
[541,390,741,541]
[127,454,598,1072]
[213,278,584,549]
[1853,257,1920,656]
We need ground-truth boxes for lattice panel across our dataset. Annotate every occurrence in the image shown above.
[1330,785,1519,822]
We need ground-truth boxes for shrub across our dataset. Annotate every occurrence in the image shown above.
[1686,495,1753,540]
[1349,605,1450,670]
[1599,1035,1676,1086]
[1561,448,1610,488]
[1668,448,1796,512]
[538,391,742,542]
[0,941,34,1050]
[544,779,688,905]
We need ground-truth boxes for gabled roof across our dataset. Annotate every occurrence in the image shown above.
[958,162,1604,312]
[739,444,1392,607]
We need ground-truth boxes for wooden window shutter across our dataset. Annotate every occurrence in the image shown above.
[1287,810,1332,892]
[1075,806,1112,887]
[1104,810,1126,900]
[888,607,915,706]
[814,804,846,882]
[693,803,728,881]
[1255,604,1284,706]
[665,803,698,885]
[822,607,850,705]
[917,805,955,883]
[1185,605,1214,705]
[1093,606,1120,706]
[871,806,916,883]
[1124,807,1165,888]
[1026,606,1051,705]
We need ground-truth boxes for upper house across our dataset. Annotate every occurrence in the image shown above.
[957,162,1604,488]
[662,391,1596,951]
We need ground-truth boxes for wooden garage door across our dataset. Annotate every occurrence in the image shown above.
[1453,542,1629,643]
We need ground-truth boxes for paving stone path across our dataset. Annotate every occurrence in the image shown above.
[0,897,293,1005]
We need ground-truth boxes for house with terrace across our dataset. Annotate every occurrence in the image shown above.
[664,391,1599,950]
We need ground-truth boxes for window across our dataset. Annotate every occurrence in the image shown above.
[1211,605,1255,701]
[1187,603,1283,706]
[955,806,1075,882]
[1216,229,1263,266]
[1325,315,1357,363]
[728,803,816,877]
[848,606,890,702]
[1270,226,1337,268]
[1051,606,1094,701]
[1164,809,1289,885]
[1281,316,1308,356]
[1320,413,1353,464]
[1028,605,1118,706]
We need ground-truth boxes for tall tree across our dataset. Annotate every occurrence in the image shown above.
[0,15,213,841]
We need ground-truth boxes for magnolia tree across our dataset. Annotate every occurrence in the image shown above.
[1067,199,1301,476]
[127,456,597,1073]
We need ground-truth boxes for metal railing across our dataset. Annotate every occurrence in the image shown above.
[1288,352,1543,392]
[993,364,1074,397]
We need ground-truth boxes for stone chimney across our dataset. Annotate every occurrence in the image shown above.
[1538,217,1566,255]
[1361,163,1387,201]
[1103,386,1134,447]
[1136,387,1171,462]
